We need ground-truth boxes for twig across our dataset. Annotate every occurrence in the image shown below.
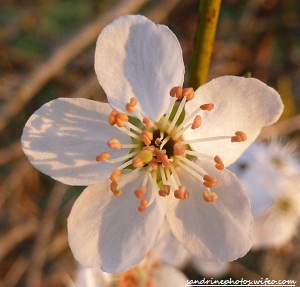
[0,0,149,133]
[25,183,67,287]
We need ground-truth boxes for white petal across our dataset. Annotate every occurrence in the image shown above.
[166,160,252,261]
[95,15,184,121]
[184,76,283,166]
[154,220,189,268]
[68,171,166,273]
[154,265,188,287]
[22,98,131,186]
[191,258,229,278]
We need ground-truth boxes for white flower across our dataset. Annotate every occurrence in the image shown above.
[72,255,187,287]
[21,15,283,273]
[230,141,300,248]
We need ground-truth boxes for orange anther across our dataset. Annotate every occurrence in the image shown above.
[153,148,166,156]
[126,97,137,113]
[159,184,171,197]
[141,130,153,140]
[214,155,225,170]
[203,190,218,202]
[138,199,148,212]
[200,104,214,111]
[150,158,158,170]
[160,155,171,168]
[110,182,122,196]
[143,145,155,153]
[173,143,185,156]
[191,115,202,130]
[96,152,110,162]
[143,117,153,129]
[109,110,118,125]
[182,88,195,101]
[169,86,183,99]
[235,131,247,141]
[174,186,189,199]
[117,113,129,122]
[134,186,146,199]
[132,155,144,168]
[110,169,120,182]
[107,138,122,150]
[203,174,218,188]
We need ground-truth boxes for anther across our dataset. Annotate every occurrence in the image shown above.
[231,131,247,142]
[110,169,121,182]
[143,117,153,128]
[169,86,183,99]
[96,152,110,162]
[138,199,148,212]
[150,158,158,170]
[109,110,118,125]
[126,97,137,113]
[159,185,171,197]
[191,115,202,129]
[134,186,146,199]
[214,155,225,170]
[110,182,122,196]
[141,130,153,146]
[203,174,218,188]
[173,143,185,156]
[132,155,144,168]
[174,186,189,199]
[203,190,218,202]
[200,104,214,111]
[115,113,129,128]
[107,138,122,150]
[182,88,195,101]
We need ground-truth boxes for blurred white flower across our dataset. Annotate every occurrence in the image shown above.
[22,15,283,273]
[71,252,187,287]
[230,140,300,249]
[191,258,229,278]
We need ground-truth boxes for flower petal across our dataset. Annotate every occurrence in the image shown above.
[184,76,283,166]
[154,265,188,287]
[95,15,185,121]
[68,171,166,273]
[166,159,252,261]
[22,98,130,185]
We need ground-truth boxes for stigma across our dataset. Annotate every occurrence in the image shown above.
[96,87,247,212]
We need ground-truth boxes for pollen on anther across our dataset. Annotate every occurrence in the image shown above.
[134,186,146,199]
[200,104,214,111]
[110,169,120,182]
[203,174,218,188]
[110,182,122,196]
[143,117,153,128]
[173,143,185,156]
[96,152,110,162]
[126,97,137,113]
[231,131,247,143]
[174,186,189,199]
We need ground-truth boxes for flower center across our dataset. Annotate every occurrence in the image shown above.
[96,86,247,212]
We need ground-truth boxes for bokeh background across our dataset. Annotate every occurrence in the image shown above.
[1,0,300,286]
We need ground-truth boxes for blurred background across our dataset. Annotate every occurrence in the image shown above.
[1,0,300,286]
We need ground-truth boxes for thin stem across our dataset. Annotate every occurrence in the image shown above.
[188,0,222,88]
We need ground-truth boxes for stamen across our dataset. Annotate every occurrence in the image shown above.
[173,143,186,156]
[203,174,218,188]
[141,129,153,146]
[110,182,122,196]
[117,167,142,190]
[174,186,189,199]
[138,199,148,212]
[182,87,195,101]
[231,131,247,142]
[101,150,138,164]
[132,154,144,168]
[107,138,122,150]
[169,86,183,99]
[176,156,206,177]
[96,152,110,162]
[109,110,118,125]
[116,126,140,140]
[203,190,218,202]
[143,117,154,129]
[200,104,214,111]
[125,121,143,134]
[135,186,146,199]
[214,155,225,170]
[110,168,120,182]
[191,115,202,129]
[126,97,137,113]
[167,96,187,134]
